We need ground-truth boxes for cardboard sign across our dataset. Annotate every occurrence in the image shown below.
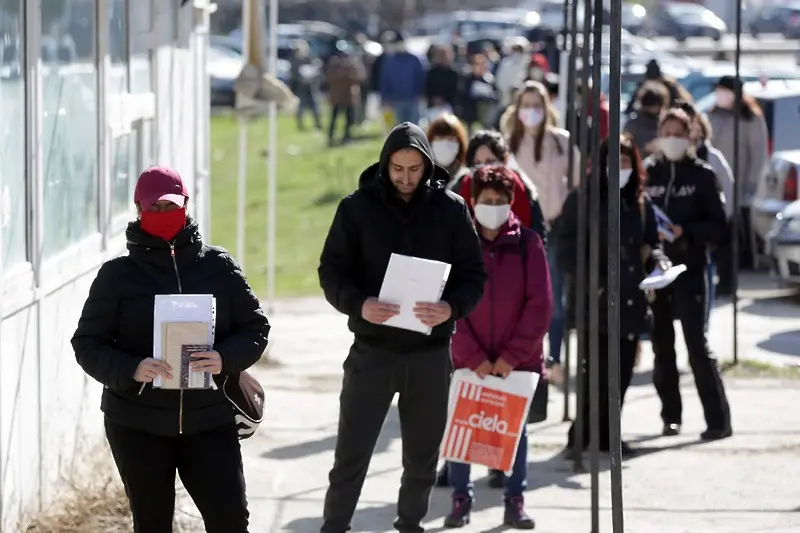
[441,370,538,474]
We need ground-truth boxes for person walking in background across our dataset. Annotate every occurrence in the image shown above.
[425,45,461,119]
[444,166,551,530]
[427,113,469,181]
[646,108,732,441]
[495,38,530,109]
[290,39,322,131]
[325,42,366,146]
[706,75,768,271]
[688,104,736,297]
[507,81,580,385]
[557,135,670,457]
[379,31,425,125]
[317,122,486,533]
[72,166,270,533]
[623,81,668,157]
[459,53,498,133]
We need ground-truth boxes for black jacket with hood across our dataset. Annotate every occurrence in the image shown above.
[318,122,487,352]
[645,154,726,268]
[71,218,270,437]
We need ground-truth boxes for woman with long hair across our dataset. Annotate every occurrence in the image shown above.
[507,80,580,385]
[645,109,732,441]
[706,75,768,270]
[556,135,670,456]
[427,113,470,182]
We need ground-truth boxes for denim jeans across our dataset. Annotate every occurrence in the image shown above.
[705,260,716,333]
[392,99,420,125]
[546,242,565,364]
[448,425,528,500]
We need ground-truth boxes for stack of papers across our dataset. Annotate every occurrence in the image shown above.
[652,205,676,242]
[638,264,687,291]
[378,254,451,335]
[153,294,216,389]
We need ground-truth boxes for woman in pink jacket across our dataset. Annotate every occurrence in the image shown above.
[444,166,552,530]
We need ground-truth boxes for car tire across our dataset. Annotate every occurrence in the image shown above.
[712,30,723,42]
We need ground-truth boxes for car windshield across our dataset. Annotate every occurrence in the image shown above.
[208,45,242,62]
[667,4,706,21]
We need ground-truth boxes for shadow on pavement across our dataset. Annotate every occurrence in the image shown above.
[261,405,401,460]
[756,330,800,357]
[739,295,800,318]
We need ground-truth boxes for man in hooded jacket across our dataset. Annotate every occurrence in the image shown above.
[318,122,486,533]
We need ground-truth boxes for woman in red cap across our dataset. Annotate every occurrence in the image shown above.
[72,166,270,533]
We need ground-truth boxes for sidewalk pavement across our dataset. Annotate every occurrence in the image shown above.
[236,280,800,533]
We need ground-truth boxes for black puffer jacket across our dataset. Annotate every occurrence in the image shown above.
[71,218,270,436]
[556,180,669,340]
[645,154,726,268]
[318,122,486,353]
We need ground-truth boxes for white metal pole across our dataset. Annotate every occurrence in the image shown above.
[267,0,278,311]
[236,117,247,268]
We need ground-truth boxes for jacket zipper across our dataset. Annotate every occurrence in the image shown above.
[169,242,185,435]
[489,250,495,361]
[664,163,676,210]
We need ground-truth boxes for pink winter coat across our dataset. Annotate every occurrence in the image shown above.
[451,215,552,373]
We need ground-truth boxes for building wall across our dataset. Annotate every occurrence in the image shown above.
[0,0,211,529]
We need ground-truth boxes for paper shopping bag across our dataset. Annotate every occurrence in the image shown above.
[441,369,539,474]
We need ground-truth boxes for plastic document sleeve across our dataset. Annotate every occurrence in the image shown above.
[441,370,539,475]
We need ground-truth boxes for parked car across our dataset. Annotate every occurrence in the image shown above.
[681,67,800,103]
[748,3,800,39]
[640,2,727,42]
[765,200,800,286]
[622,3,647,35]
[208,37,292,107]
[753,151,800,243]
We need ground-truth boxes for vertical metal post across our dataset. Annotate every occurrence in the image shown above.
[562,0,580,423]
[589,0,603,529]
[607,1,625,531]
[572,0,593,474]
[731,0,742,365]
[267,0,279,311]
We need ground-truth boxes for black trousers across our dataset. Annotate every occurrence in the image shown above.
[105,419,248,533]
[321,340,451,533]
[567,333,637,449]
[651,266,732,431]
[328,105,354,143]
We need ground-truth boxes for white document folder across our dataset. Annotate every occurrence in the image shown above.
[638,264,687,291]
[378,254,451,335]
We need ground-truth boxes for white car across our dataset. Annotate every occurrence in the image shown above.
[765,200,800,286]
[753,151,800,243]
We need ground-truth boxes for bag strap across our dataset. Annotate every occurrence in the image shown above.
[518,229,529,289]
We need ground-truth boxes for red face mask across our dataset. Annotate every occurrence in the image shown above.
[140,208,187,242]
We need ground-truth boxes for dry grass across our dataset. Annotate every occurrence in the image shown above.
[19,441,203,533]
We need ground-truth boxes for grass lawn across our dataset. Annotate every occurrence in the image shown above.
[209,112,385,298]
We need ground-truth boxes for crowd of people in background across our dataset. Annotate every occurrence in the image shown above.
[303,27,768,531]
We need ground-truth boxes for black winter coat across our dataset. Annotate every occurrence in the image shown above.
[425,65,460,110]
[318,122,487,353]
[644,154,726,268]
[71,219,270,436]
[555,182,669,339]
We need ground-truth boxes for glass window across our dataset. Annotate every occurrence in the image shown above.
[108,0,132,216]
[41,0,99,258]
[128,0,151,94]
[0,0,26,270]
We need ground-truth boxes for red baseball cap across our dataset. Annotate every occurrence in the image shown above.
[134,166,189,209]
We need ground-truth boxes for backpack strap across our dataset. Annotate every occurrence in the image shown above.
[518,229,530,289]
[638,200,651,266]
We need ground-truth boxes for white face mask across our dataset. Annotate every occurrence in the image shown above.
[474,204,511,230]
[715,88,735,108]
[659,136,690,161]
[518,108,544,128]
[431,139,460,167]
[619,168,633,189]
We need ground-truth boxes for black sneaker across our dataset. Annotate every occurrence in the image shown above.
[662,423,681,436]
[700,427,732,441]
[503,496,535,529]
[435,464,449,487]
[488,468,505,489]
[443,496,472,528]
